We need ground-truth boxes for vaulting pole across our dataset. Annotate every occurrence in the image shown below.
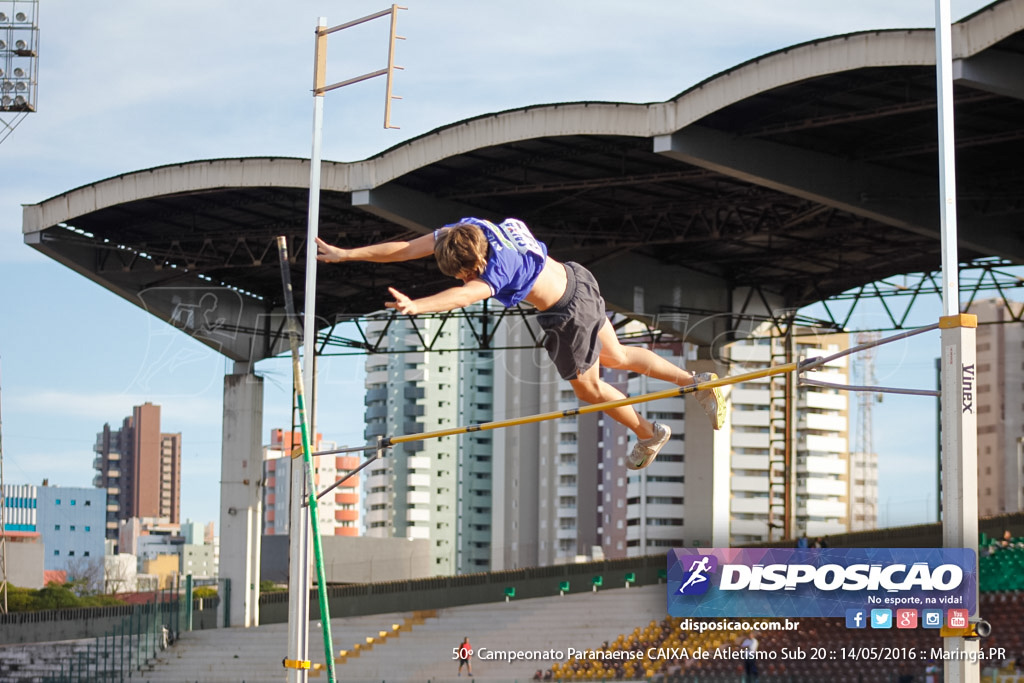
[278,236,336,683]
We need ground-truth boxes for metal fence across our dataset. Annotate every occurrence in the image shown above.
[40,584,187,683]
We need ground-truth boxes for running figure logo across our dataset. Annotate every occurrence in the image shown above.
[677,554,718,595]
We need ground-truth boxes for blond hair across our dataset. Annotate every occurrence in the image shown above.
[435,222,489,278]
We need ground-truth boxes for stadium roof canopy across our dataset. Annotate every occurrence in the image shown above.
[23,0,1024,359]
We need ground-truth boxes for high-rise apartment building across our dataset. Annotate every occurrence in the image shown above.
[490,317,606,569]
[499,322,853,560]
[261,428,359,537]
[728,329,852,542]
[362,315,476,575]
[598,367,631,558]
[848,450,879,531]
[365,312,855,570]
[93,402,181,541]
[455,324,496,573]
[972,298,1024,516]
[622,342,688,556]
[490,318,546,570]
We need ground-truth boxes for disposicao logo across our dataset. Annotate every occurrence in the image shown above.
[667,548,976,618]
[676,555,718,595]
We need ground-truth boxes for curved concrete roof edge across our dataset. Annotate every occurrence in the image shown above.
[24,0,1022,233]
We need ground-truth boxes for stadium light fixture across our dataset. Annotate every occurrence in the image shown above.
[0,0,38,115]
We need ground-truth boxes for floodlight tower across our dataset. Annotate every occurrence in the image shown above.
[853,332,880,458]
[0,1,37,610]
[0,0,38,144]
[0,360,6,614]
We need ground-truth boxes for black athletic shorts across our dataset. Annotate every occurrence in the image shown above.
[536,262,606,381]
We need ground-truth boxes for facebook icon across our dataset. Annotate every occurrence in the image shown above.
[845,609,867,629]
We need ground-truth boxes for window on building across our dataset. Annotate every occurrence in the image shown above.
[84,500,91,506]
[54,524,60,531]
[71,500,76,506]
[70,525,76,531]
[54,550,59,556]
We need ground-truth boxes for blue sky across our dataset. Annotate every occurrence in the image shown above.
[0,0,1000,533]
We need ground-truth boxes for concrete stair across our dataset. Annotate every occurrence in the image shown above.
[335,585,665,682]
[0,639,91,682]
[140,611,418,682]
[0,635,154,682]
[139,585,666,682]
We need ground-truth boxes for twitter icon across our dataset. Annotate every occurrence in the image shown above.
[870,609,893,629]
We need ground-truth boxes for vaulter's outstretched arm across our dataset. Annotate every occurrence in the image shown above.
[386,280,492,316]
[314,233,437,264]
[316,229,490,315]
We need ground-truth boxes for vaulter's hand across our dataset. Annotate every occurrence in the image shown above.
[386,287,418,315]
[314,237,347,263]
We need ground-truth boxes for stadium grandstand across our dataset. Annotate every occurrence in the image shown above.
[1,522,1022,681]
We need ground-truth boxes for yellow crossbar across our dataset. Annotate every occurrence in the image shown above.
[386,362,798,447]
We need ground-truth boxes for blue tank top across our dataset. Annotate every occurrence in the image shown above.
[441,217,549,307]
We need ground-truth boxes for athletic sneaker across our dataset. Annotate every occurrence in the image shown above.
[694,372,727,430]
[628,422,671,470]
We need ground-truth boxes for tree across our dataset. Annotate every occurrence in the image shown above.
[2,582,123,612]
[64,556,106,595]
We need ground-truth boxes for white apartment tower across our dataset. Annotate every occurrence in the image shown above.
[728,328,852,542]
[490,316,604,569]
[849,450,879,531]
[455,318,496,573]
[622,343,688,556]
[363,313,495,575]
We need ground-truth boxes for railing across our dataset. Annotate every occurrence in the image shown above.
[29,585,189,683]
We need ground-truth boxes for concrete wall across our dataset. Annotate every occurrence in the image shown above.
[261,534,432,584]
[0,600,218,645]
[258,554,668,624]
[6,538,44,589]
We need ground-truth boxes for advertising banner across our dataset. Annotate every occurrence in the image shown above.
[667,548,976,619]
